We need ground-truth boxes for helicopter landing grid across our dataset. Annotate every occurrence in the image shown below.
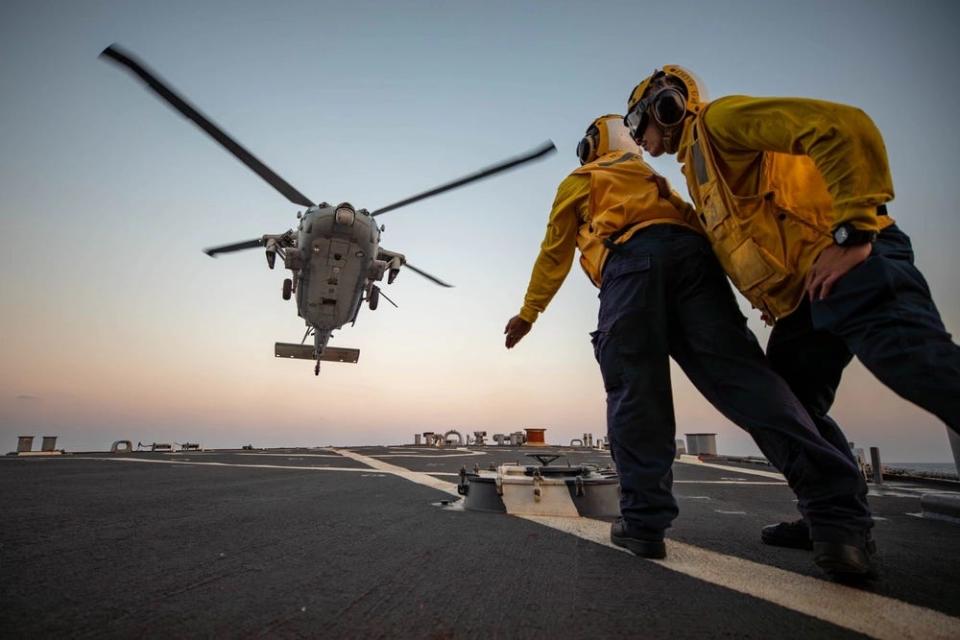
[1,446,958,639]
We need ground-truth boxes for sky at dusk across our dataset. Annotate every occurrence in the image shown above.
[1,1,958,461]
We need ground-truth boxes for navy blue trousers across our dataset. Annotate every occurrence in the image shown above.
[768,225,960,483]
[592,225,871,544]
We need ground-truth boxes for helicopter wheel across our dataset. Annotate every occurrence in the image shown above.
[314,362,320,376]
[368,285,380,311]
[282,278,292,300]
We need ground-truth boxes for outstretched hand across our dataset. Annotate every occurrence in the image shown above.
[805,243,872,301]
[504,316,532,349]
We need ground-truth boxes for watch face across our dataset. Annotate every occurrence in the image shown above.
[834,226,849,244]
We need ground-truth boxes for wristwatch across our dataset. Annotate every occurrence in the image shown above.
[832,223,877,247]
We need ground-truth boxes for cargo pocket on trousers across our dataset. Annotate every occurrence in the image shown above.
[590,329,623,392]
[598,255,651,333]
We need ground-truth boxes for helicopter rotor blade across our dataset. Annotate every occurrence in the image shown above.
[100,44,316,208]
[370,140,556,217]
[404,262,453,288]
[203,238,264,258]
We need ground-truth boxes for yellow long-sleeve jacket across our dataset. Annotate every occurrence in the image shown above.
[518,151,699,324]
[677,95,895,319]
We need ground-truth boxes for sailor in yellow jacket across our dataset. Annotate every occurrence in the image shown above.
[505,115,873,570]
[626,66,960,574]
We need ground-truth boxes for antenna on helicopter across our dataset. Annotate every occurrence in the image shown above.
[378,289,399,308]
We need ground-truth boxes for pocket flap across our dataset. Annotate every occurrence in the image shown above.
[729,238,777,290]
[603,255,650,281]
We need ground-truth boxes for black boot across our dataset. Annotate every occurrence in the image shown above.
[761,519,813,550]
[610,518,666,559]
[813,540,876,582]
[762,519,877,554]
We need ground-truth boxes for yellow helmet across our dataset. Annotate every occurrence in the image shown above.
[625,65,707,142]
[576,114,641,165]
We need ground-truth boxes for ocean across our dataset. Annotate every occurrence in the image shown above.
[885,462,958,478]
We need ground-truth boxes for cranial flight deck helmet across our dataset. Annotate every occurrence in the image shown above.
[576,114,642,165]
[624,65,707,146]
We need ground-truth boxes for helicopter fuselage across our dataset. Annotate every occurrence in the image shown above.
[288,203,382,334]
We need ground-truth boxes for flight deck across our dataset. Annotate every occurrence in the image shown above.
[1,446,958,638]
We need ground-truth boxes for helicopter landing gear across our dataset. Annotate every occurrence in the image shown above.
[368,285,380,311]
[282,278,292,300]
[314,361,320,376]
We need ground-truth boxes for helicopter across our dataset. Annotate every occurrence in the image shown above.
[100,45,556,375]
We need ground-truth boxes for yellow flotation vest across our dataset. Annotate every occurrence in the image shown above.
[574,152,699,287]
[682,107,894,319]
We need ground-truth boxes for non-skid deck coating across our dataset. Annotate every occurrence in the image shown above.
[1,445,958,639]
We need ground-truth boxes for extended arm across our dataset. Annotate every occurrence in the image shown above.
[505,174,587,348]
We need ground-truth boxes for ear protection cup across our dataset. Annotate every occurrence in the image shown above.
[578,118,637,163]
[651,87,687,127]
[577,134,596,165]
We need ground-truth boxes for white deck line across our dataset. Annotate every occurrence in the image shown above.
[371,451,486,459]
[674,480,786,485]
[676,455,787,479]
[522,515,959,640]
[232,453,343,458]
[335,449,460,496]
[78,457,372,473]
[339,448,959,640]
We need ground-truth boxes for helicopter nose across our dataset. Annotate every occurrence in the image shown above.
[335,202,356,226]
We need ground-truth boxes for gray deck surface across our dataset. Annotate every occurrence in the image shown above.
[1,446,958,639]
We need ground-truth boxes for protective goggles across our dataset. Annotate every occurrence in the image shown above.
[624,87,687,140]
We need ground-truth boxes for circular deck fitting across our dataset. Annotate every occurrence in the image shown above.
[458,463,619,517]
